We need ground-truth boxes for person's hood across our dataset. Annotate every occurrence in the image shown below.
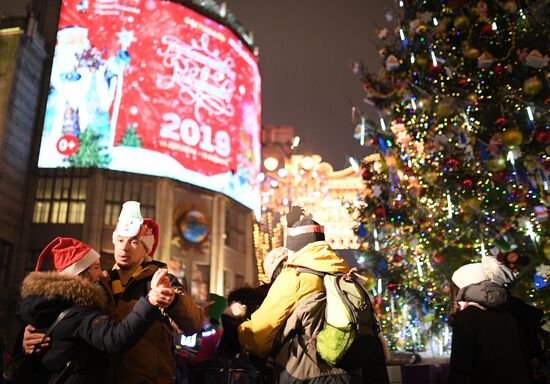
[456,280,509,309]
[286,241,349,274]
[20,271,107,328]
[21,271,106,308]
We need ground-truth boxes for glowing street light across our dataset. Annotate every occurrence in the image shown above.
[263,157,279,171]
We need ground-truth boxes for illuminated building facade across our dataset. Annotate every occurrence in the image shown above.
[256,125,363,279]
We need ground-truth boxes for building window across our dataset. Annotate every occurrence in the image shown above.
[0,240,13,287]
[191,264,209,302]
[224,270,232,296]
[103,173,155,226]
[235,273,244,289]
[32,170,88,224]
[225,208,246,253]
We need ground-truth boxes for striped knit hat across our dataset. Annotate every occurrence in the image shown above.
[286,217,325,252]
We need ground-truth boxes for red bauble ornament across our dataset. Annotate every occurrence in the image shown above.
[492,171,506,182]
[506,252,519,263]
[494,63,505,76]
[463,179,473,188]
[432,254,445,263]
[458,78,469,87]
[446,158,458,168]
[480,24,493,35]
[392,254,404,266]
[387,282,399,292]
[496,253,505,263]
[429,64,442,74]
[495,117,507,127]
[534,130,550,144]
[362,169,373,181]
[374,206,386,218]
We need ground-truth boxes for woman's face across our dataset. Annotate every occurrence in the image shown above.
[85,260,103,283]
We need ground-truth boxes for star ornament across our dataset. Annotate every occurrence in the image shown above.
[117,28,137,50]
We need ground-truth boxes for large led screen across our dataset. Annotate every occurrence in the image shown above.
[38,0,262,216]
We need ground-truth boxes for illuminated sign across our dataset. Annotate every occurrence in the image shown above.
[38,0,261,216]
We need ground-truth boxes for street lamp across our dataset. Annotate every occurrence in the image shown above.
[263,156,279,171]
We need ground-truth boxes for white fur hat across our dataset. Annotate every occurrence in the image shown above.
[452,256,515,289]
[113,201,159,256]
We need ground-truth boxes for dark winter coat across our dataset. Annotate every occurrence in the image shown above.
[98,260,205,384]
[449,280,530,384]
[19,271,159,384]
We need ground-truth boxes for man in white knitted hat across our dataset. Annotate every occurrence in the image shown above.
[99,201,204,384]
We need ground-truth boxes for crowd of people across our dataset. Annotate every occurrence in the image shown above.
[1,202,547,384]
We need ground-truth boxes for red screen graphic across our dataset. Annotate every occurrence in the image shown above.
[39,0,261,214]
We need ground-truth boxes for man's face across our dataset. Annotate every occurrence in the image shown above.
[113,235,147,271]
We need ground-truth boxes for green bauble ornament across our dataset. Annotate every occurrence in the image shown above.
[362,272,376,291]
[487,155,506,171]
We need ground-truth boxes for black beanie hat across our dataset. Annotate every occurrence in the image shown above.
[286,217,325,252]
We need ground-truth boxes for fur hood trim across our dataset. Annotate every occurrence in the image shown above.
[21,271,106,308]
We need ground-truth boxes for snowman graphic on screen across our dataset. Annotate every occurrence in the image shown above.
[43,26,130,164]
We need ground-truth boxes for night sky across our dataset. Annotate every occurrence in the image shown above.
[0,0,389,168]
[223,0,387,168]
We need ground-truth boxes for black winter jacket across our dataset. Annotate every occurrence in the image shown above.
[19,271,159,384]
[449,280,530,384]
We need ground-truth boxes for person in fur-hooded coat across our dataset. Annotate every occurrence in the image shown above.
[18,237,172,384]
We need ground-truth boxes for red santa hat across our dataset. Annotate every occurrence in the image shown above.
[113,201,160,257]
[35,237,100,276]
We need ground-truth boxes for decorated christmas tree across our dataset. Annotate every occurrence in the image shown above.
[350,0,549,353]
[118,125,143,147]
[69,128,111,168]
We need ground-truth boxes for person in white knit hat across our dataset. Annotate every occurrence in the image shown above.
[96,200,204,384]
[449,256,529,384]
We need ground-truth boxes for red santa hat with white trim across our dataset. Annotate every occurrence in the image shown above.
[35,237,100,276]
[113,201,159,257]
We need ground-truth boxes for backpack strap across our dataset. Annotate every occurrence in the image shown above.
[295,266,326,278]
[32,307,74,354]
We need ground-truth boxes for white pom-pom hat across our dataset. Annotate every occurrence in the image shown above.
[113,201,159,256]
[452,256,516,289]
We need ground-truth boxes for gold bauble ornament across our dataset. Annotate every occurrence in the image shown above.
[464,46,481,59]
[461,197,481,214]
[487,155,506,171]
[415,55,428,67]
[502,128,523,148]
[437,101,453,118]
[454,15,469,30]
[503,0,518,12]
[523,155,538,172]
[424,171,438,185]
[523,77,543,96]
[543,240,550,261]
